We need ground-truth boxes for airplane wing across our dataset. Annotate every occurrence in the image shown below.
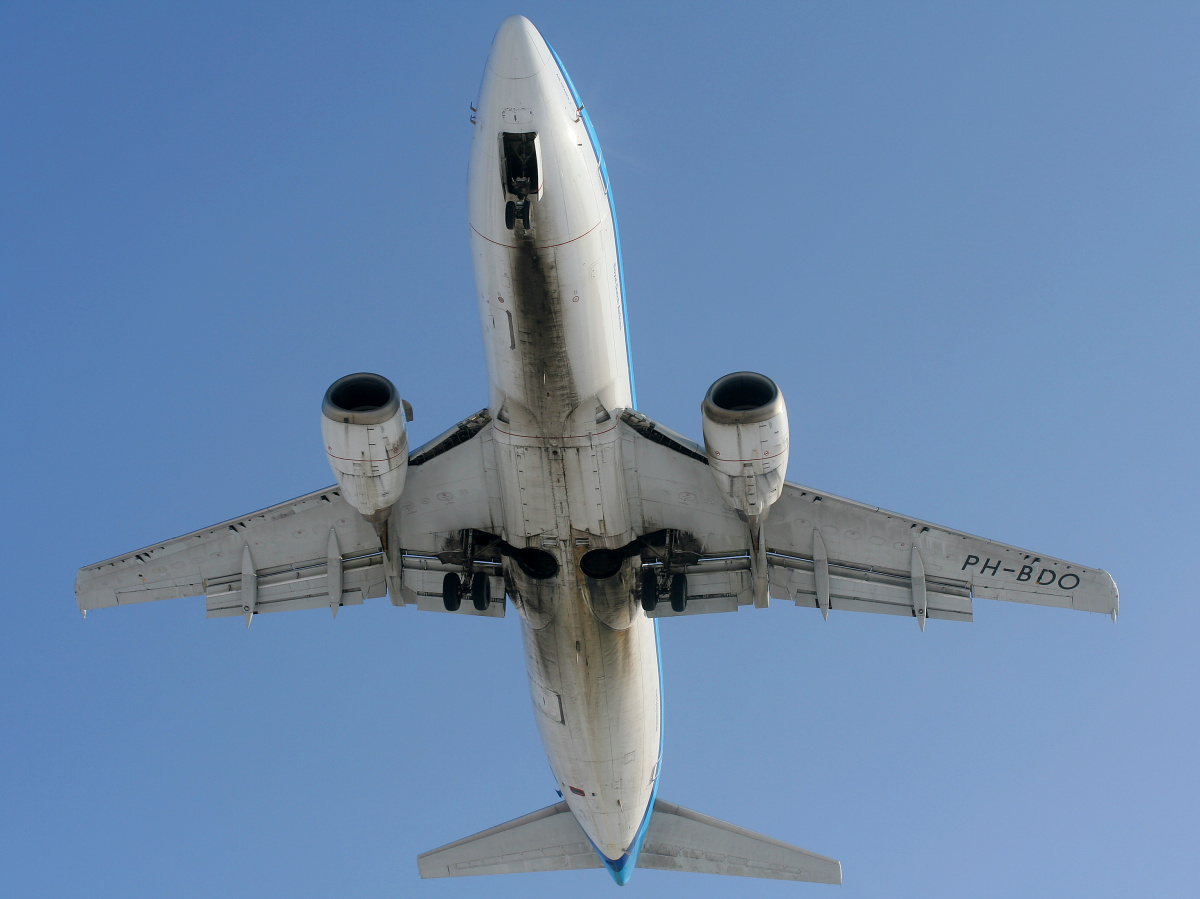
[75,411,504,622]
[618,411,1119,624]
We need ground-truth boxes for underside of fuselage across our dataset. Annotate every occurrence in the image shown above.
[466,15,659,877]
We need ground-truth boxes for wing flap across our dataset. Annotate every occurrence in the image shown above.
[770,559,974,622]
[202,553,387,618]
[76,486,377,613]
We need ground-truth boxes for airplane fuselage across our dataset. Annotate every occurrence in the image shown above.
[466,17,660,877]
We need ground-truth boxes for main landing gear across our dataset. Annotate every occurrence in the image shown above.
[641,568,688,614]
[441,572,461,612]
[504,200,531,230]
[442,571,493,612]
[470,571,491,611]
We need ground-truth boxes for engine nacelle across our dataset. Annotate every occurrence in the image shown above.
[701,371,790,521]
[321,373,411,522]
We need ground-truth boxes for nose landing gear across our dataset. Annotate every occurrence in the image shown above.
[504,200,531,231]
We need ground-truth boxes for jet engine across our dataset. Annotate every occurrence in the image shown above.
[701,371,790,522]
[321,373,412,522]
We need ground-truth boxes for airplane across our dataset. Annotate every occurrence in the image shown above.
[75,15,1119,887]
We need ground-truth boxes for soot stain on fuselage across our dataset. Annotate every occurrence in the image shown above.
[509,226,578,432]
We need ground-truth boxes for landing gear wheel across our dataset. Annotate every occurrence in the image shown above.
[670,573,688,613]
[640,567,659,613]
[471,571,491,611]
[505,201,516,230]
[521,202,531,229]
[441,572,461,611]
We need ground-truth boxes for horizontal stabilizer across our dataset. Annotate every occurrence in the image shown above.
[418,801,602,878]
[639,800,842,884]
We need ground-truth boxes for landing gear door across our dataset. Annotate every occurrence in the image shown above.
[499,131,542,201]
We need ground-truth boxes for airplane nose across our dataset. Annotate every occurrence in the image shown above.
[487,15,548,79]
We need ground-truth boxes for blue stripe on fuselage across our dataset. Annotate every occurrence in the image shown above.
[546,41,637,411]
[581,619,663,885]
[546,40,659,886]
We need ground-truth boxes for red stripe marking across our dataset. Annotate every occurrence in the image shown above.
[325,448,406,462]
[470,219,602,250]
[492,422,619,441]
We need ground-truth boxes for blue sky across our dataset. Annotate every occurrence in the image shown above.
[2,2,1197,896]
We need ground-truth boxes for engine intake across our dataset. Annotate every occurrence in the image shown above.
[701,371,790,521]
[321,373,411,522]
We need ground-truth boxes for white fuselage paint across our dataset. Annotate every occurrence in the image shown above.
[467,17,660,867]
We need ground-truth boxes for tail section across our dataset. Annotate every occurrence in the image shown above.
[418,798,841,885]
[417,801,601,878]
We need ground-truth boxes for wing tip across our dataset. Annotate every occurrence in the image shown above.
[1099,568,1119,620]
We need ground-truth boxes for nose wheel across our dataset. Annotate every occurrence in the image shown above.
[505,200,531,230]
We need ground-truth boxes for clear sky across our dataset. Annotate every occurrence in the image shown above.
[2,2,1197,897]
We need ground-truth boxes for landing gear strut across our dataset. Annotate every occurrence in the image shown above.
[639,530,692,615]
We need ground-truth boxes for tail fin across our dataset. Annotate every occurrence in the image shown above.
[418,798,841,884]
[417,801,601,878]
[640,799,842,884]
